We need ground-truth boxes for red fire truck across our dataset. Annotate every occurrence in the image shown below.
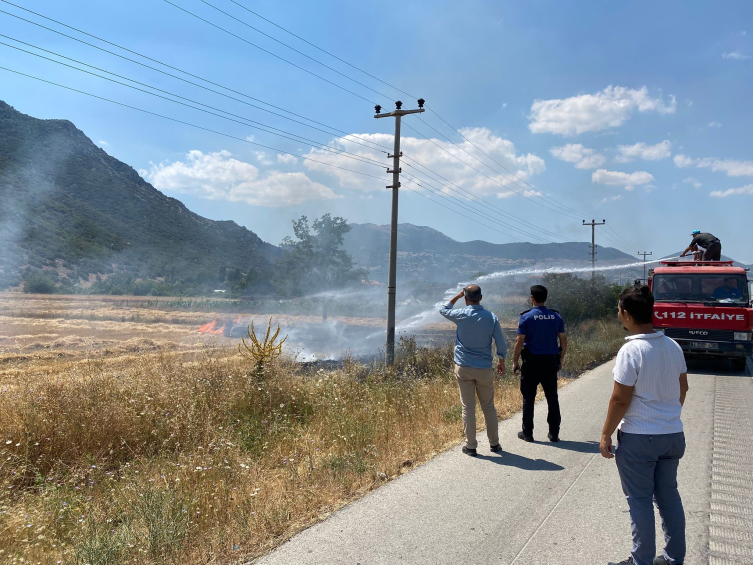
[648,261,752,371]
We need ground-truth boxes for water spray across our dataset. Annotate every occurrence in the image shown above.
[393,256,683,333]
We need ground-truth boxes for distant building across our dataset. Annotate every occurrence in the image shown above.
[213,289,226,294]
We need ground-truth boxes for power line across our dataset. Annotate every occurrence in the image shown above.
[226,0,417,99]
[2,30,595,249]
[0,2,394,154]
[420,109,588,218]
[401,172,553,244]
[0,66,387,182]
[401,181,524,243]
[401,118,583,221]
[401,157,573,243]
[204,1,637,248]
[408,115,583,221]
[197,0,394,102]
[0,38,389,171]
[197,0,598,224]
[162,0,381,105]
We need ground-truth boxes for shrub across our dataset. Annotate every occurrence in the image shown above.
[542,273,621,323]
[22,272,57,293]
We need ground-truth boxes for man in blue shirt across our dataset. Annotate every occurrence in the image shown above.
[440,284,507,456]
[513,285,568,443]
[712,277,743,300]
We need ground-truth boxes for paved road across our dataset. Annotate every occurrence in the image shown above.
[255,357,753,565]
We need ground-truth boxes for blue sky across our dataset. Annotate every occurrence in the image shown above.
[2,0,752,262]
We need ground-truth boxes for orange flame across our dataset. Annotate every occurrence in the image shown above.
[197,320,225,335]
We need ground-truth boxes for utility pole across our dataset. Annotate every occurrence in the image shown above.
[638,251,653,283]
[375,99,425,365]
[582,219,606,280]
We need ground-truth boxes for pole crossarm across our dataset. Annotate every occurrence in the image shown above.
[374,108,425,119]
[374,100,425,365]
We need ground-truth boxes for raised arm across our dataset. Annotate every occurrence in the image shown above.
[439,290,466,320]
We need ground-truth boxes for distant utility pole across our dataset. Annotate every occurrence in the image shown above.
[375,99,425,365]
[638,251,653,283]
[582,219,606,280]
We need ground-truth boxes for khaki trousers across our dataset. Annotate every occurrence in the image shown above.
[454,364,499,450]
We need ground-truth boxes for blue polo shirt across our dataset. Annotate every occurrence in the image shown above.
[439,302,507,368]
[517,306,565,356]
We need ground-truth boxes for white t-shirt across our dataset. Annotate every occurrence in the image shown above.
[613,332,687,435]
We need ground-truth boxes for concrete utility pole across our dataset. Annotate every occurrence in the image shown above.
[582,219,606,280]
[375,99,425,365]
[638,251,653,283]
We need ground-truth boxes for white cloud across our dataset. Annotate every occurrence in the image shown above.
[710,183,753,198]
[502,102,507,108]
[143,150,339,207]
[615,140,672,163]
[254,151,273,166]
[98,140,109,146]
[722,50,750,60]
[550,143,606,169]
[591,169,655,191]
[302,127,546,198]
[276,153,298,164]
[674,154,753,176]
[600,195,623,203]
[682,177,702,188]
[528,85,676,136]
[708,121,722,128]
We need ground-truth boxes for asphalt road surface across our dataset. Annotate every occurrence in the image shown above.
[254,356,753,565]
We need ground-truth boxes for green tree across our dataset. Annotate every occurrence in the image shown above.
[23,272,56,294]
[542,273,621,323]
[274,214,365,297]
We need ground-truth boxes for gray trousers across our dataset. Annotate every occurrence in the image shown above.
[615,430,686,565]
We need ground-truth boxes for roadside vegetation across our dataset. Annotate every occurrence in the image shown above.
[0,323,624,564]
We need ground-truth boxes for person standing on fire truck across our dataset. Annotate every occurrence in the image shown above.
[680,230,721,261]
[513,285,567,442]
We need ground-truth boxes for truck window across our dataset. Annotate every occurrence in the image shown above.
[653,273,749,303]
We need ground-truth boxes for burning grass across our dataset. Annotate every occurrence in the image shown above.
[0,294,626,565]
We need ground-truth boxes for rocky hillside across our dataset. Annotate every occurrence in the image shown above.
[0,101,279,291]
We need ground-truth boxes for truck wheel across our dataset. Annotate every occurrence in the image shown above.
[731,358,748,372]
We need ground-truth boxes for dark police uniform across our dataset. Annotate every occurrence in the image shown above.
[690,232,721,261]
[517,306,565,438]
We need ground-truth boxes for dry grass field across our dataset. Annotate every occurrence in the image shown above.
[0,293,625,565]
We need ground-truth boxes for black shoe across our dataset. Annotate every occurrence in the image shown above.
[653,557,682,565]
[462,446,477,456]
[607,558,634,565]
[517,431,534,442]
[547,432,560,442]
[490,443,502,453]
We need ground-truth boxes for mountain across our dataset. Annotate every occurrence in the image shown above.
[0,101,279,291]
[344,223,638,283]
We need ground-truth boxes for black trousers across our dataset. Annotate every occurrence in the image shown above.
[703,240,721,261]
[520,354,561,437]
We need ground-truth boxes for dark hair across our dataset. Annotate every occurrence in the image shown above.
[530,285,548,303]
[464,285,482,303]
[619,285,654,324]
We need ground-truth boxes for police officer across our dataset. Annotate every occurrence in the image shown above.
[513,285,568,442]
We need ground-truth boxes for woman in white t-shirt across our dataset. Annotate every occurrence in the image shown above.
[601,285,689,565]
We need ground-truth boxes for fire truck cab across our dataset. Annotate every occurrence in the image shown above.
[648,261,752,371]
